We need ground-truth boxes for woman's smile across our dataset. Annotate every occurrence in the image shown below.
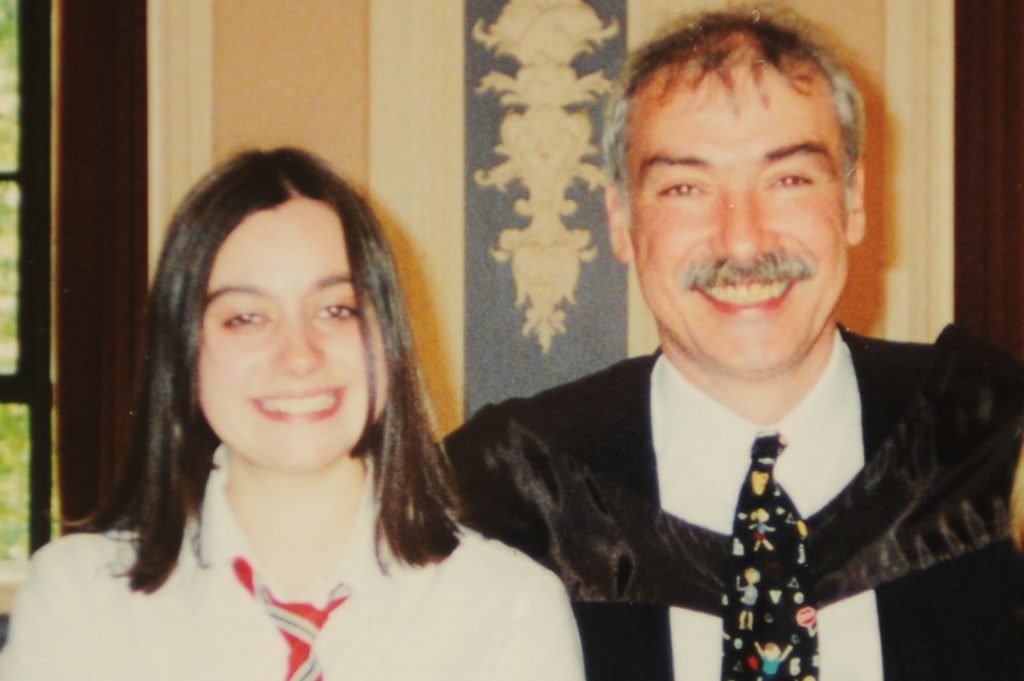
[254,388,345,421]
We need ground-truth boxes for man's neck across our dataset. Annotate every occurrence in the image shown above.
[663,326,839,426]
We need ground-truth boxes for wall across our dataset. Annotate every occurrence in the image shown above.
[212,0,370,186]
[147,0,370,260]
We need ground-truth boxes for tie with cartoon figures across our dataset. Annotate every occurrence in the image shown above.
[721,433,819,681]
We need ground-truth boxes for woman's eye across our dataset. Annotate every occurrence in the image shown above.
[318,305,358,321]
[223,312,267,329]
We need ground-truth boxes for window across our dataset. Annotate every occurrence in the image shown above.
[0,0,52,562]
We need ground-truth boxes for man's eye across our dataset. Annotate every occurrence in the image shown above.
[660,183,702,197]
[776,175,813,188]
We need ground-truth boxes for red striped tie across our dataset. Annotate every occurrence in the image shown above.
[234,558,349,681]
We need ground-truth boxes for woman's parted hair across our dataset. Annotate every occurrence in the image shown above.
[90,147,458,592]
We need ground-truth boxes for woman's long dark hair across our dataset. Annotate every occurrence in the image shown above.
[88,148,458,592]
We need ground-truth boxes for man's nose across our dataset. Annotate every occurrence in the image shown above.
[275,321,325,375]
[716,191,772,260]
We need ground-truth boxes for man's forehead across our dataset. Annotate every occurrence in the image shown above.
[625,59,844,181]
[634,57,830,114]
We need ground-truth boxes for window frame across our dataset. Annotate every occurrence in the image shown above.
[0,0,53,558]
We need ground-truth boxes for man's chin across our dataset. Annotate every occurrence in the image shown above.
[671,327,836,382]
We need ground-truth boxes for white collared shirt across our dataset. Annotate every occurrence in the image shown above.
[651,335,884,681]
[1,450,584,681]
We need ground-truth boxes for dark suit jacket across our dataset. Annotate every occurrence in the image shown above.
[445,327,1024,680]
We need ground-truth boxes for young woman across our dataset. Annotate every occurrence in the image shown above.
[1,149,583,681]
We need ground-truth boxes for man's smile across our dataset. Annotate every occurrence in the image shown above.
[698,279,791,307]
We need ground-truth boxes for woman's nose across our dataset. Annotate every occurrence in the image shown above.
[275,321,324,375]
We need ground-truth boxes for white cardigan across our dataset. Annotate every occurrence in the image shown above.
[0,452,583,681]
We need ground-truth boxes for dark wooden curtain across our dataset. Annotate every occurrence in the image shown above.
[55,0,148,524]
[955,1,1024,358]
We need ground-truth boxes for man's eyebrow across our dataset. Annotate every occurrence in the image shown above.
[638,154,709,182]
[205,274,353,305]
[764,141,833,163]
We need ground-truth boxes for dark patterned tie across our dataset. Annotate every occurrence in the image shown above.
[721,434,819,681]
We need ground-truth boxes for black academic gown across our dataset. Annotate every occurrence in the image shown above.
[444,326,1024,681]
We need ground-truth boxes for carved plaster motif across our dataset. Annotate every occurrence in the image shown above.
[473,0,618,352]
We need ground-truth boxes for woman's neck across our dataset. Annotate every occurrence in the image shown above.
[225,455,368,598]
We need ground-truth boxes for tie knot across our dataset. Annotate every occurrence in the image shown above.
[750,433,784,467]
[233,557,348,681]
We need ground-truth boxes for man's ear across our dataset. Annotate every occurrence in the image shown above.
[606,182,634,264]
[845,162,866,246]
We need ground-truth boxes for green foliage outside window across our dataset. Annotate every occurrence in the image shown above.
[0,0,28,562]
[0,403,28,561]
[0,183,21,374]
[0,0,17,373]
[0,0,16,171]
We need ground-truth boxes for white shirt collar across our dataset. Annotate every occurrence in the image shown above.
[197,446,386,606]
[651,333,864,533]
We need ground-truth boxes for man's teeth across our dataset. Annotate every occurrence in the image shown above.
[704,281,789,306]
[259,392,337,415]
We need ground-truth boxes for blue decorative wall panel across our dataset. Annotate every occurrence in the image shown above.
[464,0,628,414]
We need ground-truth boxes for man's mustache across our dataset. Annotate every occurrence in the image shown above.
[681,251,816,290]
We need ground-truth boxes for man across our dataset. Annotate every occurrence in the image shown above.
[445,7,1024,681]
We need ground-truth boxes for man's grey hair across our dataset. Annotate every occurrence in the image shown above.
[602,6,865,190]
